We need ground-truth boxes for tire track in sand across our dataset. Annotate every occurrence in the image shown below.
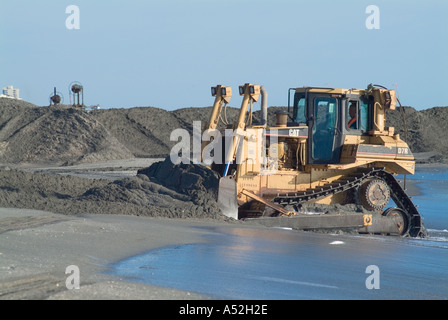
[0,215,68,234]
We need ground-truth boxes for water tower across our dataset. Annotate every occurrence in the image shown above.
[69,81,84,109]
[49,87,64,106]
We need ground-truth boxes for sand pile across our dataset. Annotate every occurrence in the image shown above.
[387,107,448,162]
[94,104,448,163]
[91,106,242,158]
[0,157,226,220]
[91,107,182,158]
[81,157,223,218]
[137,156,220,206]
[2,97,447,166]
[0,98,132,165]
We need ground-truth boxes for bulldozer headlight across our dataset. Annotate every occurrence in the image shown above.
[211,86,217,97]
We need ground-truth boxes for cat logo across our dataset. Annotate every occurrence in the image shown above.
[289,129,301,137]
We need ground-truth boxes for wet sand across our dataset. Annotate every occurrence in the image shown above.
[0,208,238,300]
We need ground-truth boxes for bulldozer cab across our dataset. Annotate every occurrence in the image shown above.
[290,87,373,165]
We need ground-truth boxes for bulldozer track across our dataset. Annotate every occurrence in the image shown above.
[272,167,425,237]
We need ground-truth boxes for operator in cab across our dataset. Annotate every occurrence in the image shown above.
[348,102,358,129]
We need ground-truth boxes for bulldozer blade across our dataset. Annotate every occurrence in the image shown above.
[218,176,239,220]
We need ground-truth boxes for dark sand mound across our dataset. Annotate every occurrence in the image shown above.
[91,107,181,158]
[91,106,242,158]
[0,157,226,220]
[0,98,132,165]
[387,106,448,163]
[137,156,220,206]
[1,97,447,165]
[80,156,223,219]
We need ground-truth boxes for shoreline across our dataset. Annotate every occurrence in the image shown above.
[0,208,241,300]
[404,162,448,197]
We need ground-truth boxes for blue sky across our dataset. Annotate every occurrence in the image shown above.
[1,0,447,110]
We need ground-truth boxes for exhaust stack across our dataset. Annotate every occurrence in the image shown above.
[260,85,268,127]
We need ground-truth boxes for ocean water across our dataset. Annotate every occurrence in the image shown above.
[400,167,448,232]
[109,167,448,300]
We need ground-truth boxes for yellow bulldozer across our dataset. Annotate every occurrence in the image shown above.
[200,83,426,237]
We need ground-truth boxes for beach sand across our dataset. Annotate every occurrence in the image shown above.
[0,208,238,300]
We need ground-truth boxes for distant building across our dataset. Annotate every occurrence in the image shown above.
[0,85,21,100]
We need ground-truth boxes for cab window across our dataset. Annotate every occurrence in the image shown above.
[347,101,359,130]
[359,101,369,131]
[312,97,337,160]
[346,100,369,132]
[293,94,306,123]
